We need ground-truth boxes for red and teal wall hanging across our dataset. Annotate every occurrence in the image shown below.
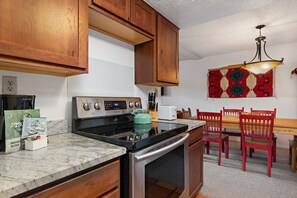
[208,65,274,98]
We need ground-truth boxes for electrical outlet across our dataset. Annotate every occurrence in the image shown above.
[2,76,17,94]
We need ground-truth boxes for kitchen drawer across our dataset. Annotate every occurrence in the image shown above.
[29,160,120,198]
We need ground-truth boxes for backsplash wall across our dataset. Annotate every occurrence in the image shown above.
[0,71,68,120]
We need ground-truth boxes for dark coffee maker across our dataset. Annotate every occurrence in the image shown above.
[0,95,35,151]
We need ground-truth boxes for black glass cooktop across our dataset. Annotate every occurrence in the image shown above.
[75,122,188,152]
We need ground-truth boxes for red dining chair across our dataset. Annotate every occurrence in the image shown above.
[250,108,277,162]
[223,107,244,116]
[197,110,229,166]
[239,113,275,177]
[222,107,244,151]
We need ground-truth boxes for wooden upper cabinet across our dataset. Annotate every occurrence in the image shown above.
[0,0,88,76]
[92,0,131,21]
[135,14,179,86]
[131,0,156,35]
[157,14,179,84]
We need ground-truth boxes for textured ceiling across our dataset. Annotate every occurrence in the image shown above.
[144,0,297,60]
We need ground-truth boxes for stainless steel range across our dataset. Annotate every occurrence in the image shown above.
[72,96,189,198]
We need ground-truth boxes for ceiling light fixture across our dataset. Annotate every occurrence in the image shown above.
[243,25,284,75]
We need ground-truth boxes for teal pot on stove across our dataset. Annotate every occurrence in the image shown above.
[132,109,152,124]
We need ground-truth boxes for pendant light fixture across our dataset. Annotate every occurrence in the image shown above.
[243,25,284,75]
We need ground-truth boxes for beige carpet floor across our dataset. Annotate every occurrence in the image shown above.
[200,141,297,198]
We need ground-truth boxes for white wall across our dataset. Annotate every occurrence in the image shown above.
[161,42,297,148]
[0,29,139,122]
[0,71,68,120]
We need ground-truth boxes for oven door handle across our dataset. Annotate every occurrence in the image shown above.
[134,133,189,161]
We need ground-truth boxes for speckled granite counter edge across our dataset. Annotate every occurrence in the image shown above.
[8,151,126,197]
[157,119,205,131]
[0,133,126,198]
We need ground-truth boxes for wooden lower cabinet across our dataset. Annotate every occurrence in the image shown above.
[28,160,120,198]
[188,127,204,198]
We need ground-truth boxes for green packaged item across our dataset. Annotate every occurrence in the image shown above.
[4,109,40,153]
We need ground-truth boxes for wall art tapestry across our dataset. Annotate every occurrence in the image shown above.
[208,66,274,98]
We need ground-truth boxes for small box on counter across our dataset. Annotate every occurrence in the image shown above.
[158,106,177,120]
[25,135,47,151]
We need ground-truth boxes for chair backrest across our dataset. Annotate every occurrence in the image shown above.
[177,108,192,119]
[223,107,244,116]
[197,109,222,134]
[239,113,275,142]
[250,108,276,118]
[181,107,192,119]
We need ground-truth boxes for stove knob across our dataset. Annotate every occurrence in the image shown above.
[83,102,90,111]
[94,102,101,110]
[135,102,140,108]
[129,102,134,108]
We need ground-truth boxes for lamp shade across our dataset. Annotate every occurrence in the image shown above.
[243,61,282,75]
[243,25,283,75]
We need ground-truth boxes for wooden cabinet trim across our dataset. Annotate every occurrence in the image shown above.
[78,0,89,71]
[0,41,79,67]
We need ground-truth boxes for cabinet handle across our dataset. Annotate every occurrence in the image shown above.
[135,133,189,161]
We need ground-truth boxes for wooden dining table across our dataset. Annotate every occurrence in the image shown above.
[190,116,297,136]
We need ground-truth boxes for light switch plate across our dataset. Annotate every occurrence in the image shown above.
[2,76,17,94]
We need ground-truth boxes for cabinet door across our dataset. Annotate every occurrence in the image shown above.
[0,0,86,69]
[189,140,204,198]
[157,14,179,84]
[131,0,156,35]
[93,0,131,21]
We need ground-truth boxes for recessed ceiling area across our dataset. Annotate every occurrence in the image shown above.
[144,0,297,60]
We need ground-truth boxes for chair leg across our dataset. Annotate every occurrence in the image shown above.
[240,138,243,155]
[218,142,222,166]
[249,148,253,158]
[273,138,277,162]
[225,138,229,159]
[242,146,246,171]
[222,141,225,153]
[292,145,296,173]
[206,142,210,154]
[267,148,272,177]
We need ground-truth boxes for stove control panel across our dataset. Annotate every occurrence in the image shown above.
[73,96,142,119]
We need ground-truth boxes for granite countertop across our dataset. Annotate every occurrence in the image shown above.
[158,119,205,131]
[0,133,126,198]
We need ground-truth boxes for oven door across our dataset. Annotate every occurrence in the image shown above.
[130,132,189,198]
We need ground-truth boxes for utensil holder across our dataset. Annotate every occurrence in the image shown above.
[148,110,158,121]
